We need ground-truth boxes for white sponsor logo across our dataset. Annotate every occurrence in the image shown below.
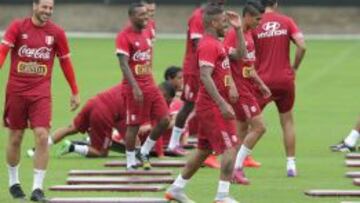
[133,49,151,61]
[221,57,230,69]
[18,45,52,60]
[257,21,288,39]
[262,21,281,32]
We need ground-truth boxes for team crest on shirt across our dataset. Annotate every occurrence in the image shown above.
[21,33,28,40]
[45,35,54,46]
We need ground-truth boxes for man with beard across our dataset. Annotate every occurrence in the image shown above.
[0,0,80,201]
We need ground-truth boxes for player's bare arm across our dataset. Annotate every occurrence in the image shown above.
[117,54,143,104]
[226,11,247,59]
[292,35,306,71]
[248,66,271,98]
[200,65,235,119]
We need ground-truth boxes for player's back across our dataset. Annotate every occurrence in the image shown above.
[96,84,125,120]
[253,12,301,86]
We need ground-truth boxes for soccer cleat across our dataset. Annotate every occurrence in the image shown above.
[56,139,72,157]
[126,165,138,171]
[165,187,195,203]
[136,150,152,170]
[26,148,35,158]
[287,168,297,177]
[214,197,239,203]
[166,146,188,157]
[231,168,250,185]
[30,188,46,202]
[330,141,356,152]
[9,184,26,199]
[244,155,261,168]
[203,154,220,169]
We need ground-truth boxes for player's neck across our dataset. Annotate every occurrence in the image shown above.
[31,16,47,27]
[205,29,219,39]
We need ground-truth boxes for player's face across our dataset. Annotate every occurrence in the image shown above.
[212,13,228,38]
[170,71,183,91]
[245,13,262,29]
[131,6,149,30]
[33,0,54,24]
[145,3,156,19]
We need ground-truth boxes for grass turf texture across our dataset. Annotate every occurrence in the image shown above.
[0,38,360,203]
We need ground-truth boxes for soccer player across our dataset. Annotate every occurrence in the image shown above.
[116,3,170,170]
[42,84,123,158]
[0,0,80,201]
[165,6,242,203]
[252,0,306,176]
[141,0,157,40]
[331,117,360,152]
[224,0,269,185]
[167,0,226,155]
[164,65,183,92]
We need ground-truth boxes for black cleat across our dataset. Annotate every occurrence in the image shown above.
[136,150,152,170]
[9,184,26,199]
[30,188,47,202]
[330,141,356,152]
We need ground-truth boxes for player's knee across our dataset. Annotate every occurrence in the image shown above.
[34,129,49,147]
[9,135,23,147]
[159,116,171,127]
[254,122,266,136]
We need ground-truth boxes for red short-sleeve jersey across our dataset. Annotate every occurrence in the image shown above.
[196,34,232,112]
[182,7,204,76]
[252,12,304,87]
[224,28,257,98]
[115,25,155,88]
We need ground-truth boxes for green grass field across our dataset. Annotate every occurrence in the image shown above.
[0,38,360,203]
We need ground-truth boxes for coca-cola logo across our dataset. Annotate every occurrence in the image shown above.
[18,45,52,60]
[132,49,151,61]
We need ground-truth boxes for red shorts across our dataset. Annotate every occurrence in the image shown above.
[125,86,169,125]
[181,74,200,102]
[233,95,261,122]
[257,82,295,113]
[3,94,51,129]
[73,99,113,154]
[197,107,238,154]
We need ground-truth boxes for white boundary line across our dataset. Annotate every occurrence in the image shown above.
[1,31,360,40]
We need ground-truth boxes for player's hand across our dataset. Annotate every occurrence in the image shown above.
[133,86,144,104]
[219,101,235,120]
[259,84,271,99]
[229,85,239,104]
[70,94,80,111]
[226,11,242,29]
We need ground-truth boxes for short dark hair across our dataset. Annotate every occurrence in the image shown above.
[164,66,182,81]
[33,0,40,4]
[243,0,265,17]
[140,0,155,4]
[128,3,145,16]
[203,5,224,28]
[261,0,277,7]
[159,81,176,99]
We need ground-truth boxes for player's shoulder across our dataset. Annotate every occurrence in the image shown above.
[7,17,28,28]
[46,20,66,35]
